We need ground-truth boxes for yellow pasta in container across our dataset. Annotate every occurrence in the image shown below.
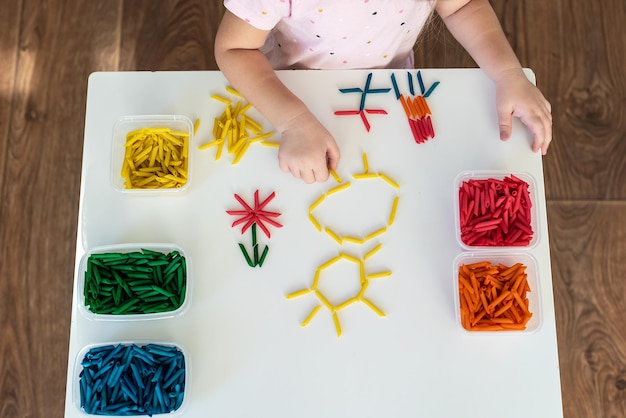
[111,115,194,194]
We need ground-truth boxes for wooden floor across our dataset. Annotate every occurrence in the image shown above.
[0,1,624,417]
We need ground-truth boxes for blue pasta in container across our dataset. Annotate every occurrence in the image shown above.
[74,342,190,416]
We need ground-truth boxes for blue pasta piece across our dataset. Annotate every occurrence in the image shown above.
[417,70,426,95]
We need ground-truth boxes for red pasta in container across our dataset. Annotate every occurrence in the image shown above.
[455,171,539,249]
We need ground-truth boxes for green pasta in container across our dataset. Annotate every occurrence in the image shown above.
[78,244,191,320]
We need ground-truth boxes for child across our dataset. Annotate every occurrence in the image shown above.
[215,0,552,183]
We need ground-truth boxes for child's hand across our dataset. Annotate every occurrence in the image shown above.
[277,111,341,183]
[494,69,552,155]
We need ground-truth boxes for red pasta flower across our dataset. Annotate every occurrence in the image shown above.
[226,190,282,238]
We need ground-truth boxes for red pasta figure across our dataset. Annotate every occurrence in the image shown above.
[227,190,283,267]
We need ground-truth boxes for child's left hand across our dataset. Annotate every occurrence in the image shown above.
[494,69,552,155]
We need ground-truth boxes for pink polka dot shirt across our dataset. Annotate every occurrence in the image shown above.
[223,0,436,70]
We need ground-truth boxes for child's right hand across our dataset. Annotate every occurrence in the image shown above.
[277,111,341,183]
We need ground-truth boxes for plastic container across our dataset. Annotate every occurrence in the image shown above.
[454,170,540,250]
[73,341,190,417]
[77,243,191,321]
[111,115,194,195]
[453,251,542,334]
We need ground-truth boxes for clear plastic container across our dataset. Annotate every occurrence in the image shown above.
[72,341,190,417]
[454,171,540,250]
[453,251,542,334]
[77,243,191,321]
[111,115,194,195]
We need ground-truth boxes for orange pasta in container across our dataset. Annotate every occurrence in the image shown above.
[455,253,541,333]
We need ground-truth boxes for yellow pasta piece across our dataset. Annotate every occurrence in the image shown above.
[225,86,242,97]
[240,103,252,114]
[135,175,158,187]
[364,243,382,260]
[336,297,358,311]
[193,118,200,135]
[378,172,400,189]
[260,141,280,148]
[148,146,158,167]
[249,132,274,143]
[332,312,342,337]
[388,196,399,226]
[366,271,392,280]
[326,182,351,196]
[319,255,341,271]
[286,288,312,299]
[357,280,369,299]
[324,228,343,245]
[232,137,248,154]
[365,226,387,241]
[309,194,326,212]
[133,145,153,163]
[165,130,187,140]
[312,269,321,290]
[315,290,334,311]
[245,117,263,134]
[198,139,221,150]
[359,261,365,284]
[211,94,232,104]
[308,213,322,232]
[339,252,360,264]
[231,141,251,165]
[353,173,379,180]
[361,298,386,317]
[220,119,232,141]
[301,305,322,327]
[329,168,341,183]
[343,236,366,244]
[215,141,224,160]
[232,101,242,119]
[362,152,369,173]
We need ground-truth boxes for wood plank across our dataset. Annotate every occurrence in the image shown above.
[119,0,225,71]
[0,1,121,416]
[0,0,22,200]
[548,201,626,418]
[511,0,626,200]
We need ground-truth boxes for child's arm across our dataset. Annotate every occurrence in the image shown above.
[214,10,340,183]
[437,0,552,154]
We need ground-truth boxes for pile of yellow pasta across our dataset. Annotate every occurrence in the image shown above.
[121,127,189,189]
[200,87,277,164]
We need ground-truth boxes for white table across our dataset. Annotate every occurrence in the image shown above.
[65,69,563,418]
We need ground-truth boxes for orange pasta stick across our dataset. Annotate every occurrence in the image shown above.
[490,317,515,324]
[399,95,411,118]
[466,261,490,269]
[462,288,476,311]
[501,262,523,279]
[471,324,504,331]
[511,291,531,315]
[487,290,511,312]
[499,323,527,330]
[511,272,527,294]
[419,96,432,115]
[479,292,490,313]
[493,300,514,317]
[458,275,473,294]
[414,96,426,118]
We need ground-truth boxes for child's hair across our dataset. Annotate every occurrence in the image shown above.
[412,1,441,58]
